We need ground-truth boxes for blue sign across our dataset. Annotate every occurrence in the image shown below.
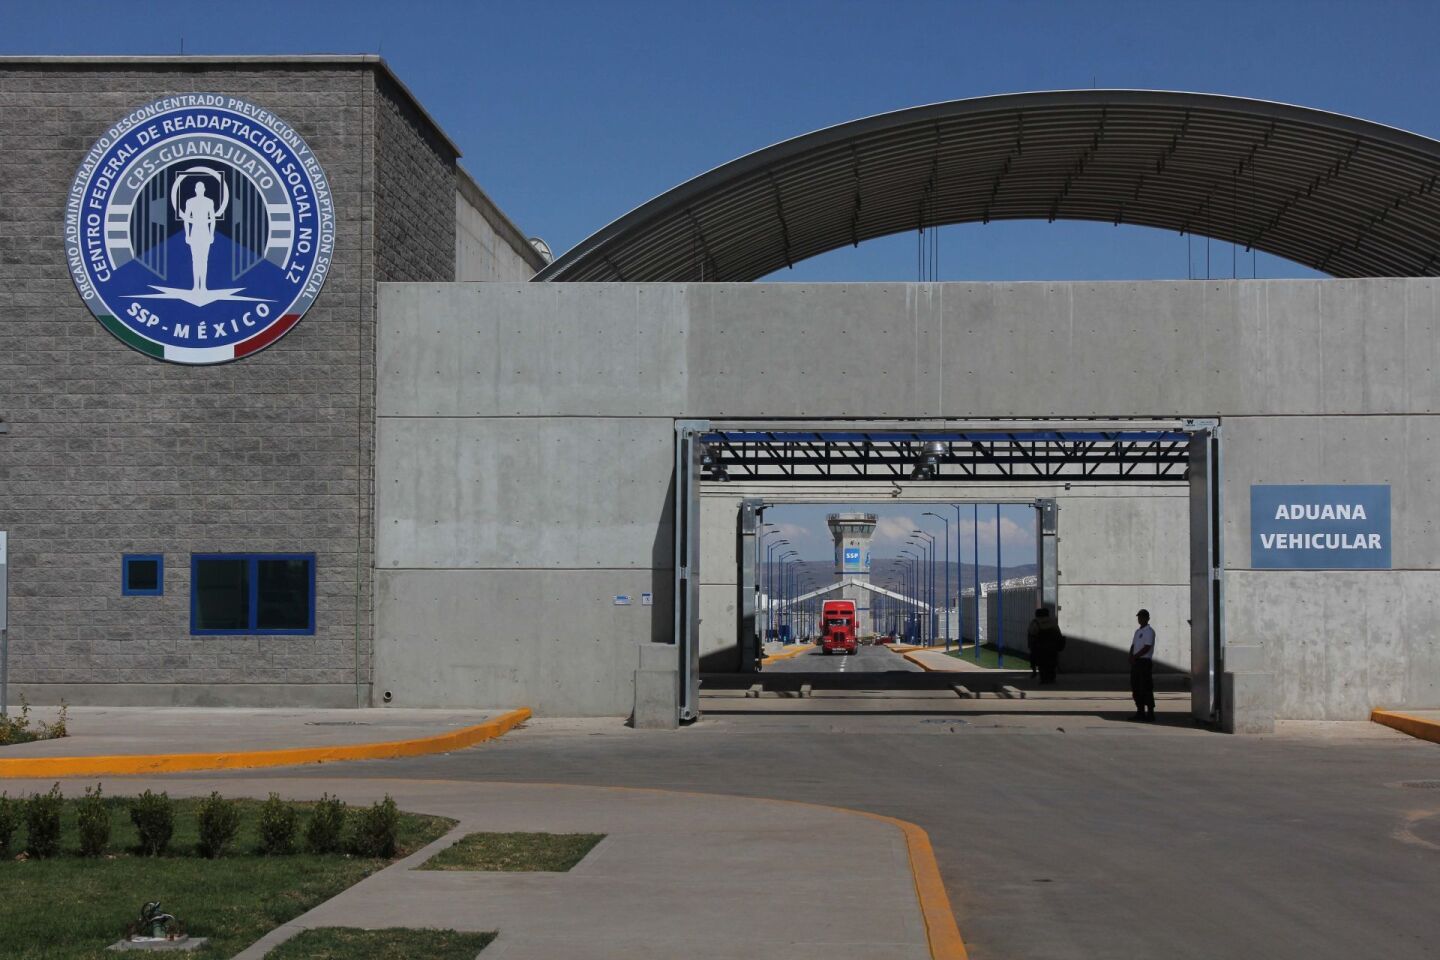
[843,547,860,564]
[1251,484,1391,569]
[66,95,335,364]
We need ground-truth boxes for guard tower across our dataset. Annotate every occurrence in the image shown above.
[828,512,877,635]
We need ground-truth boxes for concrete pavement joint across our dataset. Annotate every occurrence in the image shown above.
[0,708,532,779]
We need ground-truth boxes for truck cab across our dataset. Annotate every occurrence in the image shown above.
[820,600,858,655]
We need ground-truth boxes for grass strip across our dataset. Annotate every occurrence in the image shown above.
[0,796,454,960]
[943,645,1033,670]
[266,927,495,959]
[420,832,604,872]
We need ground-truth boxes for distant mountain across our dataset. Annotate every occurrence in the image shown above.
[761,559,1037,591]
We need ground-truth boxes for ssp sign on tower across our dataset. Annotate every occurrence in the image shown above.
[65,95,335,364]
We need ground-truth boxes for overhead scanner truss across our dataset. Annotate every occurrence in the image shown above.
[699,429,1191,483]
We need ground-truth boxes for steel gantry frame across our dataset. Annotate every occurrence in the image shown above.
[680,420,1224,727]
[699,429,1192,484]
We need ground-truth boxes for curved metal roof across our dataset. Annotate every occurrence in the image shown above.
[536,90,1440,281]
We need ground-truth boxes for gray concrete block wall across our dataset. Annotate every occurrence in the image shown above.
[0,59,468,706]
[374,71,457,285]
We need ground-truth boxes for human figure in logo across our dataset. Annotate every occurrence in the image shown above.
[180,180,217,291]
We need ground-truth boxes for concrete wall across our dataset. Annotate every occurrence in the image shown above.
[455,168,544,282]
[377,279,1440,720]
[372,283,680,715]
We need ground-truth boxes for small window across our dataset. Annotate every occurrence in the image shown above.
[122,554,164,596]
[191,553,315,635]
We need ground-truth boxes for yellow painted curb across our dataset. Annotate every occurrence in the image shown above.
[843,805,969,959]
[1372,708,1440,745]
[0,707,532,779]
[902,651,940,672]
[881,644,940,672]
[761,643,815,665]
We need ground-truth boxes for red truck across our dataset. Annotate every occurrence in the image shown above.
[820,600,858,655]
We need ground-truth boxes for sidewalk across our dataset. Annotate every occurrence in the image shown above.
[0,775,946,960]
[0,707,528,777]
[886,647,992,673]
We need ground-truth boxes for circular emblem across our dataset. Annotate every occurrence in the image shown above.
[65,95,335,364]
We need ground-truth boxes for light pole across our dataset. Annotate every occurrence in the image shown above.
[922,512,951,650]
[759,525,779,643]
[780,551,798,642]
[900,549,921,644]
[911,531,935,646]
[995,503,1004,666]
[765,538,789,643]
[951,504,970,654]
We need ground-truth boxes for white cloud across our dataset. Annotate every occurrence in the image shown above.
[872,514,920,549]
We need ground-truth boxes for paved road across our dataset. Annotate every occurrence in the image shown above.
[226,712,1440,960]
[764,643,922,673]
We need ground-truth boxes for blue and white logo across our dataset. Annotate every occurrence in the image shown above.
[65,95,335,364]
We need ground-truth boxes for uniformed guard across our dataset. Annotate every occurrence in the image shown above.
[1129,609,1156,721]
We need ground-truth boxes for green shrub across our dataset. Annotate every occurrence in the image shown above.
[196,791,240,859]
[0,696,33,745]
[258,793,298,855]
[76,784,110,857]
[42,699,68,739]
[130,789,174,857]
[350,795,399,859]
[305,793,347,854]
[0,792,17,857]
[25,784,63,859]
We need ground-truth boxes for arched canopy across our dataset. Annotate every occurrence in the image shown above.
[535,90,1440,281]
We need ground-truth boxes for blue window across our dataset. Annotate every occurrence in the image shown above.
[191,553,316,636]
[122,554,164,596]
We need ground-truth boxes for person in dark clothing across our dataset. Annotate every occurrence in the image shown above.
[1026,607,1064,684]
[1129,608,1156,720]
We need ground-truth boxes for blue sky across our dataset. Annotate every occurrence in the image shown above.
[8,0,1440,280]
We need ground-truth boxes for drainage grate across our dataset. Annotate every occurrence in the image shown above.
[1399,780,1440,789]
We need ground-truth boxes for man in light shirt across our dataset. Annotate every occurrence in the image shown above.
[1129,609,1156,721]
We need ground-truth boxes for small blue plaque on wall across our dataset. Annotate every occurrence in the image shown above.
[1250,484,1391,569]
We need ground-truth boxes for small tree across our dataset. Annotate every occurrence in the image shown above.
[305,793,347,855]
[130,789,174,857]
[76,784,111,857]
[197,792,241,859]
[26,784,63,859]
[258,793,298,855]
[350,795,399,859]
[0,792,18,857]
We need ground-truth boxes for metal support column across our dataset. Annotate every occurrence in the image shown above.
[1038,499,1059,614]
[1186,420,1224,724]
[738,500,761,671]
[673,422,705,722]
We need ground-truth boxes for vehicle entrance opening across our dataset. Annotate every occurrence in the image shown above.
[674,421,1222,726]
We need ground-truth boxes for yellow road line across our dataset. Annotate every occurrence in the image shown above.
[0,707,531,779]
[1372,708,1440,745]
